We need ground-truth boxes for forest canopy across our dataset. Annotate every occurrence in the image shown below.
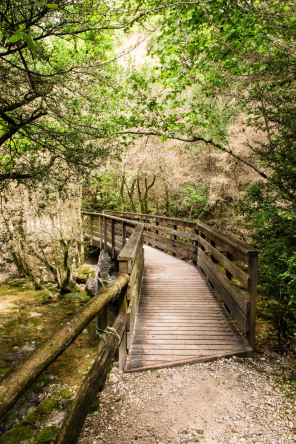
[0,0,296,351]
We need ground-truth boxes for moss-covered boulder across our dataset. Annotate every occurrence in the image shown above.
[36,426,58,443]
[74,264,96,284]
[0,387,74,444]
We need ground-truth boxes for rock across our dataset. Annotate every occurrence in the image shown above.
[74,264,96,284]
[108,374,119,385]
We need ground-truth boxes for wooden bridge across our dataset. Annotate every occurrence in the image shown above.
[82,211,259,372]
[0,210,259,443]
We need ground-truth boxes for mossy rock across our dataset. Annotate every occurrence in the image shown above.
[0,387,74,444]
[0,285,25,296]
[64,290,90,302]
[25,398,57,426]
[74,264,96,284]
[0,423,33,444]
[34,290,52,305]
[1,277,26,287]
[36,426,58,444]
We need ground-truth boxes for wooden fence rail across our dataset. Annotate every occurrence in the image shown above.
[81,211,259,349]
[0,275,129,420]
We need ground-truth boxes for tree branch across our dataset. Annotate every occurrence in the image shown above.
[0,109,47,146]
[0,156,57,182]
[1,92,43,113]
[116,130,268,179]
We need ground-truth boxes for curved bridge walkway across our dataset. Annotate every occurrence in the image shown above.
[82,211,258,373]
[125,246,251,371]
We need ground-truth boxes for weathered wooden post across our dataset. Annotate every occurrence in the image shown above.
[80,213,84,263]
[90,214,93,246]
[118,258,129,370]
[226,252,233,280]
[172,224,177,256]
[155,219,159,235]
[99,214,103,249]
[194,226,199,265]
[111,218,115,258]
[122,221,126,247]
[247,253,259,350]
[103,215,107,250]
[211,240,217,264]
[97,304,108,354]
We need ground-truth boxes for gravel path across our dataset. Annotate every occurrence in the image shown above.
[78,353,295,444]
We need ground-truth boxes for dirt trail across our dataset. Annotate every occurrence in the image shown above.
[78,354,295,444]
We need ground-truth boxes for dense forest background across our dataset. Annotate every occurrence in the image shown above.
[0,0,295,353]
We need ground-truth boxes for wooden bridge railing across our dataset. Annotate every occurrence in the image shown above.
[117,224,144,368]
[81,212,144,366]
[82,211,259,349]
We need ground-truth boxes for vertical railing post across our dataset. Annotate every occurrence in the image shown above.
[97,303,108,353]
[173,224,177,256]
[122,221,126,247]
[90,214,93,246]
[118,259,129,370]
[99,215,102,249]
[226,252,233,280]
[194,226,199,265]
[103,216,107,250]
[79,213,84,264]
[200,232,205,251]
[210,240,217,263]
[155,220,159,235]
[247,253,258,350]
[111,219,115,258]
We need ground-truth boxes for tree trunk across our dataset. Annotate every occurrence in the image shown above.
[0,274,129,419]
[55,313,127,444]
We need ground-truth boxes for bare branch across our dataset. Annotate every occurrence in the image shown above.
[116,130,268,179]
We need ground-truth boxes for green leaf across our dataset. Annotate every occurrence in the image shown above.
[8,33,22,43]
[46,3,59,8]
[23,32,36,52]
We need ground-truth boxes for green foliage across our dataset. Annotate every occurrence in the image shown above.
[180,184,208,209]
[84,172,122,212]
[0,0,149,189]
[170,184,209,219]
[239,185,296,352]
[36,426,58,444]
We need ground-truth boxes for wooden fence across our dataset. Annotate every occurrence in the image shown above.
[82,211,259,349]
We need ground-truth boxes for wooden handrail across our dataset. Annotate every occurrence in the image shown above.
[0,275,129,419]
[104,210,197,229]
[118,224,144,273]
[82,210,259,349]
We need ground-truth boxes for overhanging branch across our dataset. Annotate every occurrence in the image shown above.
[116,130,268,179]
[0,110,47,147]
[0,156,57,182]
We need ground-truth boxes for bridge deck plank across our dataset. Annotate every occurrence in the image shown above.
[125,246,251,371]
